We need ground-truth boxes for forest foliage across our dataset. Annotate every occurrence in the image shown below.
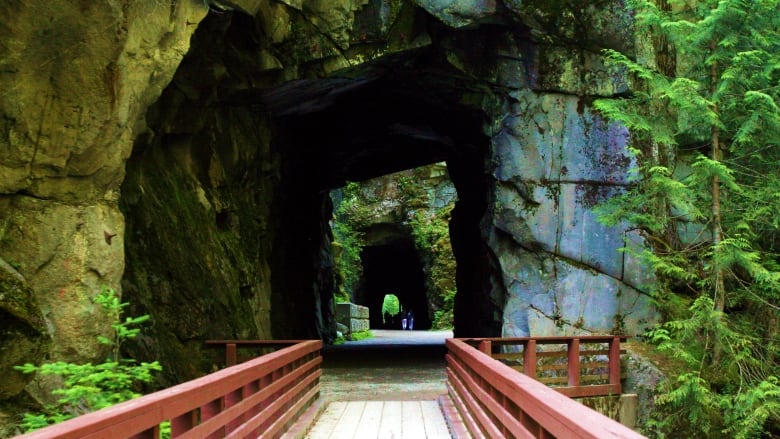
[593,0,780,436]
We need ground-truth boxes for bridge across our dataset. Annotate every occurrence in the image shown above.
[16,335,646,439]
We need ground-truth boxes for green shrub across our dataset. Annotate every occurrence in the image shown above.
[381,294,400,316]
[15,287,161,432]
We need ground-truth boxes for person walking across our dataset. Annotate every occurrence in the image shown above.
[401,308,408,330]
[407,310,414,331]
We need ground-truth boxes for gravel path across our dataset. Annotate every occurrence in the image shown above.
[320,330,452,401]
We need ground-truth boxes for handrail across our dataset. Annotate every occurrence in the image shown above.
[461,336,626,398]
[17,340,323,439]
[205,340,312,367]
[446,338,645,438]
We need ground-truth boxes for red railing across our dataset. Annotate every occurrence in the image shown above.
[446,338,645,438]
[205,340,311,367]
[463,336,625,398]
[17,340,323,439]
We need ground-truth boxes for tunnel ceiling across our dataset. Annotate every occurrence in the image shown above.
[227,47,490,190]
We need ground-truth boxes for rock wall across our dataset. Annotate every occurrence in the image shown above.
[0,0,208,408]
[0,0,661,420]
[489,90,657,336]
[333,164,457,329]
[335,302,370,334]
[421,2,659,336]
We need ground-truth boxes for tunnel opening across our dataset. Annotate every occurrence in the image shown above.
[265,65,495,339]
[120,7,500,378]
[358,239,430,330]
[330,162,459,332]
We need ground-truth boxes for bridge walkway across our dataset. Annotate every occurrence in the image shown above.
[305,400,451,438]
[305,329,455,438]
[15,330,644,438]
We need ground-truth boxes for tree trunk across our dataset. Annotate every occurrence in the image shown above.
[710,43,726,315]
[710,41,726,367]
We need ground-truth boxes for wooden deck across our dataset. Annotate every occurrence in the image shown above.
[305,400,452,438]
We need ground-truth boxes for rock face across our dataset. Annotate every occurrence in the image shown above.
[0,0,208,406]
[490,90,656,336]
[333,164,458,330]
[0,0,660,414]
[0,259,49,400]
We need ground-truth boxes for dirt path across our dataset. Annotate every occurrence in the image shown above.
[319,330,452,401]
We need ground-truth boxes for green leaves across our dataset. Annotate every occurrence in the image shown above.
[724,377,780,439]
[15,287,161,432]
[595,0,780,436]
[381,294,400,316]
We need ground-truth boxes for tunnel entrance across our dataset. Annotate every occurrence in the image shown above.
[330,163,458,332]
[120,7,501,359]
[359,239,430,330]
[264,65,496,339]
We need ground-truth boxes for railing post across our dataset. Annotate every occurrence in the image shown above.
[567,338,580,387]
[609,337,622,393]
[226,343,237,367]
[478,340,492,357]
[523,339,537,378]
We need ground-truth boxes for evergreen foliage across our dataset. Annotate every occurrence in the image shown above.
[15,287,161,432]
[594,0,780,436]
[409,204,457,329]
[331,182,366,303]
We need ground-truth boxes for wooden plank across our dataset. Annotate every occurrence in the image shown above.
[16,340,322,439]
[523,340,537,378]
[462,336,629,345]
[253,383,320,438]
[555,384,621,398]
[353,401,383,438]
[447,357,534,439]
[446,381,484,439]
[536,376,569,385]
[178,359,321,439]
[227,372,319,438]
[306,401,348,439]
[420,400,453,438]
[402,401,427,439]
[446,338,645,439]
[328,401,365,438]
[609,337,622,393]
[378,401,403,439]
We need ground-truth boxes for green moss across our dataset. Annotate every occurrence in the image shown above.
[349,330,373,341]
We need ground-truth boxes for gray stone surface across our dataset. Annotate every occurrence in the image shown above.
[336,302,370,333]
[412,0,496,28]
[488,90,657,337]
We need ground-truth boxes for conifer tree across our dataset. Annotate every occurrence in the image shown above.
[594,0,780,436]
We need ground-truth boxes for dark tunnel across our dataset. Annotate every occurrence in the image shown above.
[262,60,497,339]
[358,238,431,330]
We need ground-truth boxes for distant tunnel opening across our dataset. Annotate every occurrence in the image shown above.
[358,239,430,330]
